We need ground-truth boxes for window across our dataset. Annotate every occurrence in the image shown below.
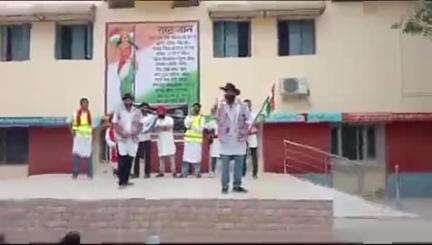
[331,125,376,161]
[331,127,339,155]
[278,19,315,56]
[0,24,31,61]
[213,21,250,57]
[0,128,29,164]
[55,23,93,60]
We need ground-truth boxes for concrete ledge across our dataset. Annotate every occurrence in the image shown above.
[0,198,333,243]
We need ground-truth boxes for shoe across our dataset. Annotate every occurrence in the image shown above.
[131,174,138,179]
[118,185,127,190]
[233,186,248,193]
[196,173,201,178]
[156,173,164,178]
[173,173,178,178]
[144,174,150,178]
[222,187,229,194]
[178,174,187,178]
[208,172,215,178]
[72,173,78,179]
[127,182,134,186]
[253,175,258,179]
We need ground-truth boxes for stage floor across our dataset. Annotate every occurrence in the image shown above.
[0,168,416,218]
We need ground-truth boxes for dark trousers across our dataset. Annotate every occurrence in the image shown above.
[119,155,134,186]
[242,147,258,177]
[211,157,218,172]
[133,140,152,177]
[72,155,93,178]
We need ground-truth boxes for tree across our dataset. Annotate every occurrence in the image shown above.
[393,0,432,39]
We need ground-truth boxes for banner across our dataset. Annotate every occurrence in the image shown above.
[106,21,199,113]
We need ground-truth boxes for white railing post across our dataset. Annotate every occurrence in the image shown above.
[324,158,331,187]
[395,164,401,209]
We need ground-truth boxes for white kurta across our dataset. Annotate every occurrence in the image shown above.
[210,139,221,158]
[156,116,176,157]
[113,106,142,157]
[247,112,258,148]
[183,142,202,163]
[72,135,92,158]
[183,115,204,163]
[205,119,220,158]
[69,112,93,158]
[105,129,118,169]
[139,114,156,142]
[219,102,248,156]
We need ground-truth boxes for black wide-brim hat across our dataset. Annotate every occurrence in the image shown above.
[220,83,240,95]
[122,93,134,101]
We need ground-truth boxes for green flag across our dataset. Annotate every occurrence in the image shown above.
[254,97,271,123]
[261,97,272,118]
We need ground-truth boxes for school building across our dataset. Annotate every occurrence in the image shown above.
[0,0,431,197]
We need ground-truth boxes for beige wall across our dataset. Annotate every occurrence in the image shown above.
[0,0,431,117]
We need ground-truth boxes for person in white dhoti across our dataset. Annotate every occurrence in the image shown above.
[180,103,205,178]
[154,105,178,178]
[70,98,93,179]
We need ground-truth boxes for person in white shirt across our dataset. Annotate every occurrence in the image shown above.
[112,93,143,189]
[132,102,157,178]
[154,105,177,178]
[243,99,259,179]
[205,104,220,178]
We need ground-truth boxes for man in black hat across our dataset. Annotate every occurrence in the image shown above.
[216,83,252,194]
[112,93,143,188]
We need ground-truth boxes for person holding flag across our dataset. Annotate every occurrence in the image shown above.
[243,84,276,179]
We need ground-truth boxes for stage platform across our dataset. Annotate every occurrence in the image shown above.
[0,170,416,243]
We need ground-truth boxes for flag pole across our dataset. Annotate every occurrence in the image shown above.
[253,96,270,124]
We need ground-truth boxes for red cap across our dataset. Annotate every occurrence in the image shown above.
[157,105,167,115]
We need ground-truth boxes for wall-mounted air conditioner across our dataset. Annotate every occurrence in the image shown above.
[279,77,310,96]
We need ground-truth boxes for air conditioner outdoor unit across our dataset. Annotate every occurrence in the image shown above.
[279,77,310,96]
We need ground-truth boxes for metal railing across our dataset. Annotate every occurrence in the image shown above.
[283,139,367,195]
[283,139,362,171]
